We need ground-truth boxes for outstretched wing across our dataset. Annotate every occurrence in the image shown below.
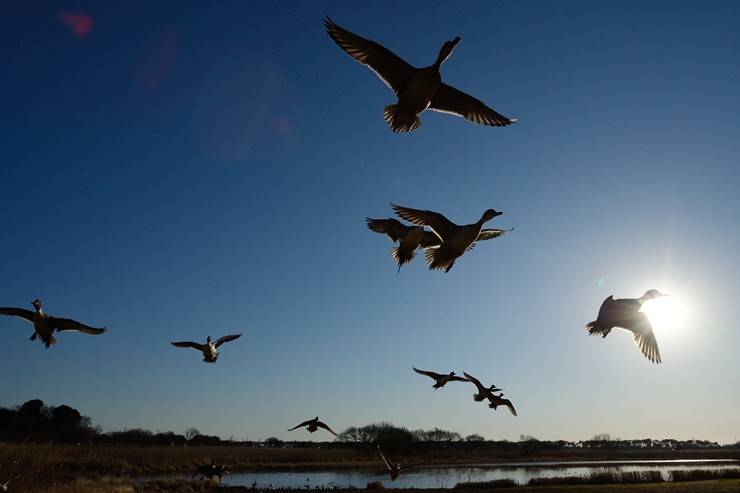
[366,218,409,243]
[288,418,314,431]
[377,445,394,470]
[413,367,443,380]
[476,228,513,241]
[430,83,515,127]
[0,307,36,323]
[53,317,106,335]
[621,312,662,364]
[391,203,456,241]
[214,333,242,347]
[463,372,485,392]
[324,17,414,95]
[316,420,338,436]
[171,341,205,351]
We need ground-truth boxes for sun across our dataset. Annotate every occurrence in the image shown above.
[640,294,686,335]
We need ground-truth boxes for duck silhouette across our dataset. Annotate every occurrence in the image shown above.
[586,289,666,364]
[171,334,242,363]
[324,17,514,132]
[288,416,338,436]
[0,299,106,348]
[413,367,467,390]
[391,204,509,272]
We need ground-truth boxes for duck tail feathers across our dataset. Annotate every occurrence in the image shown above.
[390,246,415,272]
[586,322,610,338]
[383,105,421,132]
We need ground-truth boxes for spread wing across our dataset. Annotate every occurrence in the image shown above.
[476,228,513,241]
[171,341,205,351]
[377,446,394,470]
[413,367,443,380]
[366,218,410,243]
[390,203,456,241]
[463,371,485,392]
[288,418,314,431]
[0,307,36,323]
[214,333,242,347]
[621,312,662,364]
[52,317,106,334]
[324,17,414,95]
[316,420,338,436]
[430,83,515,127]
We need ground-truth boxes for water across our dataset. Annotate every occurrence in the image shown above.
[152,459,740,489]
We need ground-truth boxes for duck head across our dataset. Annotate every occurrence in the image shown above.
[436,37,461,66]
[642,289,667,301]
[481,209,503,223]
[32,299,43,310]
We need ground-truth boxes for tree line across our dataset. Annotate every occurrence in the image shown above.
[0,400,735,451]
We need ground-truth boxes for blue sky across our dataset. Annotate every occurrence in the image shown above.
[2,1,739,444]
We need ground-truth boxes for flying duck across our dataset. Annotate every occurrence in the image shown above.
[377,445,418,481]
[0,299,106,348]
[366,217,440,272]
[191,462,231,484]
[324,17,515,132]
[391,204,509,272]
[487,392,518,416]
[586,289,666,364]
[463,372,504,402]
[288,416,338,436]
[413,367,467,390]
[170,334,242,363]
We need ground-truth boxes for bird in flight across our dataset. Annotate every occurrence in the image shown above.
[377,445,419,480]
[170,333,242,363]
[0,299,106,348]
[586,289,666,364]
[288,416,338,436]
[391,204,509,272]
[324,17,515,132]
[413,367,467,390]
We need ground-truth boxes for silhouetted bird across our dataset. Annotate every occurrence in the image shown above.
[487,393,517,416]
[586,289,666,364]
[288,416,338,436]
[366,218,440,272]
[413,367,467,390]
[0,299,106,348]
[391,204,509,272]
[170,334,242,363]
[463,372,504,402]
[324,17,515,132]
[191,461,230,484]
[377,445,418,481]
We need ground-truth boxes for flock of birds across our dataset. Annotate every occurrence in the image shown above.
[0,15,670,486]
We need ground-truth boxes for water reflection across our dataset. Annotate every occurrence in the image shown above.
[151,459,740,489]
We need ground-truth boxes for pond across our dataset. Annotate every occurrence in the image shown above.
[157,459,740,489]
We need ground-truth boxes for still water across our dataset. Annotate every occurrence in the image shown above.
[177,459,740,489]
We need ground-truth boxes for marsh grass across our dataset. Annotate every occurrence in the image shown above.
[527,470,665,486]
[669,468,740,481]
[453,478,518,488]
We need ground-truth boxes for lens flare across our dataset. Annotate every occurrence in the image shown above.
[59,12,94,38]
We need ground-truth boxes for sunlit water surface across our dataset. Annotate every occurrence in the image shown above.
[144,459,740,489]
